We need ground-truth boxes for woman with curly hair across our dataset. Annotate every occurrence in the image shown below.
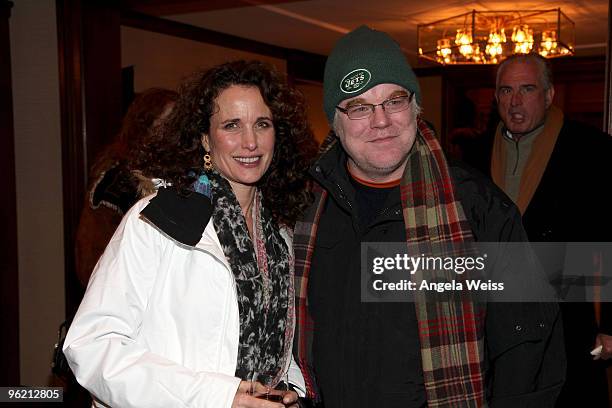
[64,60,317,408]
[75,87,178,287]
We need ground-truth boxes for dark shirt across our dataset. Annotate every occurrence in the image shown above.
[308,165,426,408]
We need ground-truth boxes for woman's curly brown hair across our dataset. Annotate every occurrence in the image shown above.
[136,60,317,227]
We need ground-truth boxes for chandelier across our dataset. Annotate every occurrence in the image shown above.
[417,9,575,65]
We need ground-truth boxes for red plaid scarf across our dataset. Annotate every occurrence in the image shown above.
[293,118,486,406]
[403,120,486,406]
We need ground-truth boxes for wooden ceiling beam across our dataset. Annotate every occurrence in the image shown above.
[121,11,326,82]
[122,0,298,16]
[122,10,286,58]
[604,0,612,133]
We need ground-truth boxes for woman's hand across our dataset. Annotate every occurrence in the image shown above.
[232,381,299,407]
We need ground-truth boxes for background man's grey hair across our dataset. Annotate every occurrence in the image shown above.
[332,99,423,135]
[495,53,554,91]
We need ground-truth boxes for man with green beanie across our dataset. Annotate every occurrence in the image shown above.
[293,25,565,407]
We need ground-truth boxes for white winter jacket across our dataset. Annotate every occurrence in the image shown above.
[64,195,305,408]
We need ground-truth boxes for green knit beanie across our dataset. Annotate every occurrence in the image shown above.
[323,25,421,124]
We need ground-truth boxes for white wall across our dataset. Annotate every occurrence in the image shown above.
[10,0,65,386]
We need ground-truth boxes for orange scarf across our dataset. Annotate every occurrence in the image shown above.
[490,105,564,214]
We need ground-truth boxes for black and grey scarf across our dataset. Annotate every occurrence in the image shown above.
[207,171,292,384]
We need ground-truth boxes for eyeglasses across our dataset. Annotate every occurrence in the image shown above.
[336,93,414,120]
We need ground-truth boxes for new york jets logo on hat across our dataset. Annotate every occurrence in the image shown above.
[340,68,371,94]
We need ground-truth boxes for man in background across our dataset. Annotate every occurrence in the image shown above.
[489,53,612,407]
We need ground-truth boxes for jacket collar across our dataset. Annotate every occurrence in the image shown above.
[310,138,357,213]
[310,136,346,186]
[140,188,231,270]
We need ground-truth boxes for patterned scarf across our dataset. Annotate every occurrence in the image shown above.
[401,120,485,407]
[207,171,292,384]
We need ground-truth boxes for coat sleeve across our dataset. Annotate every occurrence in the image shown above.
[484,202,566,407]
[63,199,241,408]
[590,130,612,335]
[451,164,565,407]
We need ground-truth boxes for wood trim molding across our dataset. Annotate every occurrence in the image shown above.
[605,0,612,134]
[120,11,326,82]
[56,0,87,317]
[123,0,297,16]
[57,0,122,316]
[121,10,287,58]
[0,0,20,386]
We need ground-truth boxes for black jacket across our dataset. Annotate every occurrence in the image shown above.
[309,141,565,407]
[463,118,612,407]
[451,162,565,407]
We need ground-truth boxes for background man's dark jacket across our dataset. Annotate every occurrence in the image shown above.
[463,118,612,407]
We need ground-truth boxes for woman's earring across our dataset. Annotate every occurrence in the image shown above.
[203,152,213,171]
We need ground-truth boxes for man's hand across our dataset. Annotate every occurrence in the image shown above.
[592,333,612,360]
